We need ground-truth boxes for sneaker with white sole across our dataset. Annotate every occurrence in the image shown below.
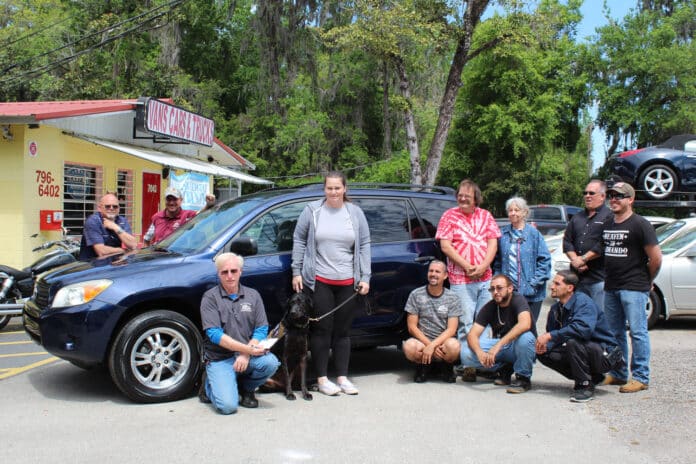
[337,379,359,395]
[317,380,341,396]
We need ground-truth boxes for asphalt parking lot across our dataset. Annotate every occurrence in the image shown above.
[0,317,57,380]
[1,311,695,464]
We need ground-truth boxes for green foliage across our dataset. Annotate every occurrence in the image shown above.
[1,0,692,214]
[354,150,412,184]
[591,1,696,153]
[444,0,591,215]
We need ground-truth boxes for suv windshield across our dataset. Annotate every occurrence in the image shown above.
[155,195,271,253]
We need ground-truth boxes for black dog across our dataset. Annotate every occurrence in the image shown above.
[267,292,313,401]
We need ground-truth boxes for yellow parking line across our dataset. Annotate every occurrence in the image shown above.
[0,351,49,358]
[0,357,59,380]
[0,330,25,335]
[0,340,34,346]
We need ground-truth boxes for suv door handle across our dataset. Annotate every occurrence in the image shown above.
[414,256,435,263]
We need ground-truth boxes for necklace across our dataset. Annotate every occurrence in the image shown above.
[496,305,505,326]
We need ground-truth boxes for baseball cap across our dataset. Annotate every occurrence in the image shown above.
[607,182,635,198]
[164,187,183,199]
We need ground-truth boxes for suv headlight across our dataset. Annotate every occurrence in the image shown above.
[52,279,112,308]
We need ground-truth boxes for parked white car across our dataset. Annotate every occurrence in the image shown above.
[648,222,696,328]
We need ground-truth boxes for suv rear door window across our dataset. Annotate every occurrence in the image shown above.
[410,198,455,238]
[351,198,413,243]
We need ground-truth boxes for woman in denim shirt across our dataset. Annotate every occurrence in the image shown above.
[493,196,551,323]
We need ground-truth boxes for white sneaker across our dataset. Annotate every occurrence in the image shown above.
[317,380,341,396]
[337,379,359,395]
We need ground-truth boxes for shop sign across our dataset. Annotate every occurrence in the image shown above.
[137,97,215,147]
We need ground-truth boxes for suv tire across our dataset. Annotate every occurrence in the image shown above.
[108,310,202,403]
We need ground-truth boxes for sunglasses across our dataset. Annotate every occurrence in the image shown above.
[488,285,508,293]
[582,191,598,196]
[220,269,240,275]
[103,204,119,209]
[608,193,629,200]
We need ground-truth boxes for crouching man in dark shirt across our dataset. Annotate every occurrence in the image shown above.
[200,252,280,414]
[536,270,622,403]
[459,274,536,394]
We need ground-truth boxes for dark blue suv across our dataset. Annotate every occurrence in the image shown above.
[23,184,456,403]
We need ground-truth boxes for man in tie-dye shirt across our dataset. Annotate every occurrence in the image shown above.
[436,179,501,340]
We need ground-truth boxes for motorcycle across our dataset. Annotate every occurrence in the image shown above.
[0,233,80,330]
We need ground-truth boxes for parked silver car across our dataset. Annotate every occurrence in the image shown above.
[648,223,696,328]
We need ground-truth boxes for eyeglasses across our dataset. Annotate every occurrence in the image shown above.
[608,193,629,200]
[582,191,598,196]
[488,285,508,293]
[103,204,119,209]
[220,269,240,275]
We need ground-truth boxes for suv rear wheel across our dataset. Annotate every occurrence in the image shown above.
[108,310,202,403]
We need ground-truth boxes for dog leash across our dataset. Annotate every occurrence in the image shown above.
[268,290,361,340]
[309,291,359,323]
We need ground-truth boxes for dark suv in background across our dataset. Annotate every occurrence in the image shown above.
[23,184,457,403]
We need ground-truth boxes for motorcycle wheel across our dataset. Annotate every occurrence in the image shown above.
[0,315,11,330]
[0,293,21,330]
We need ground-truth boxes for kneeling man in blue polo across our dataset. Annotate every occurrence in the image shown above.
[460,274,536,393]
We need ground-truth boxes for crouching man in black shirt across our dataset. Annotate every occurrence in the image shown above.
[459,274,536,394]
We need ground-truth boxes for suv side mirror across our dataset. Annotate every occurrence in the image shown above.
[229,237,258,256]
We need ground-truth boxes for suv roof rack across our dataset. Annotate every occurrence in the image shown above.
[297,182,455,195]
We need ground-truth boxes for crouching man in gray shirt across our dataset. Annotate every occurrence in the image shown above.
[402,260,462,383]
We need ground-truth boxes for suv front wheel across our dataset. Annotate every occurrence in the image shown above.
[108,310,202,403]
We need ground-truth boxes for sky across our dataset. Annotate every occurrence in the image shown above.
[576,0,635,171]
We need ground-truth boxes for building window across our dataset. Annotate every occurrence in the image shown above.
[117,169,134,233]
[63,163,102,236]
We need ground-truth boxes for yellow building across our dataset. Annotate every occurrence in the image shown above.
[0,98,270,269]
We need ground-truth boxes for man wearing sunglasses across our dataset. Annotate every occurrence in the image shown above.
[78,192,137,260]
[199,252,280,414]
[459,274,536,393]
[563,179,612,309]
[601,182,662,394]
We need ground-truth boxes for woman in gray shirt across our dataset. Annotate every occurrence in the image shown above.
[292,171,371,396]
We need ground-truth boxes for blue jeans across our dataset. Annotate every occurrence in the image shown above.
[604,289,650,384]
[205,353,280,415]
[577,280,605,312]
[459,331,536,378]
[451,280,491,338]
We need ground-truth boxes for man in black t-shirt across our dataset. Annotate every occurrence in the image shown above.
[459,274,536,393]
[601,182,662,394]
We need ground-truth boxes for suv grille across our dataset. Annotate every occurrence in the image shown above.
[34,278,51,310]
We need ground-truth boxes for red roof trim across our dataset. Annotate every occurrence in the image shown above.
[0,98,175,121]
[214,137,247,165]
